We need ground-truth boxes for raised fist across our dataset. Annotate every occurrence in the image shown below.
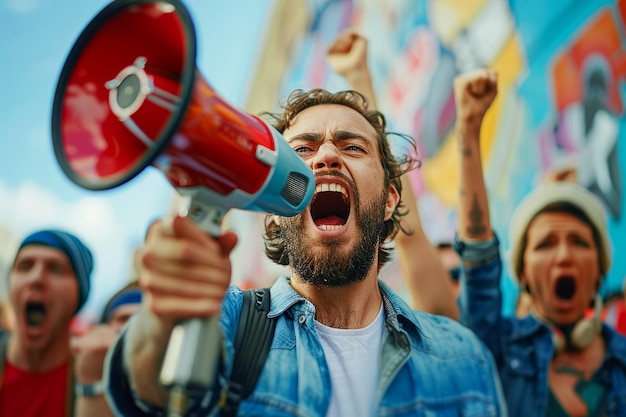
[327,30,369,77]
[453,68,498,128]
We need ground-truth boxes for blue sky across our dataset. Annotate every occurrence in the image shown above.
[0,0,274,320]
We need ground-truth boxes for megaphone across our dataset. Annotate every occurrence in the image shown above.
[50,0,314,413]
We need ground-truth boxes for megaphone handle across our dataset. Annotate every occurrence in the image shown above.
[160,316,223,404]
[159,193,227,415]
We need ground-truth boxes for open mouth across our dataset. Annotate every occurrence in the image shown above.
[25,302,46,327]
[554,276,576,301]
[310,183,350,230]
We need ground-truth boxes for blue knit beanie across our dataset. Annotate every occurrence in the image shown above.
[17,230,93,313]
[100,286,143,324]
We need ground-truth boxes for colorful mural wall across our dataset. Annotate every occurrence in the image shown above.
[240,0,626,314]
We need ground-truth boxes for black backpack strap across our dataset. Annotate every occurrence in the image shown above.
[221,288,276,417]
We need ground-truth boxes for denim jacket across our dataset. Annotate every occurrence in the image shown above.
[456,235,626,417]
[105,276,507,416]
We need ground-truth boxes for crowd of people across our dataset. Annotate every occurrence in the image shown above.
[1,29,625,417]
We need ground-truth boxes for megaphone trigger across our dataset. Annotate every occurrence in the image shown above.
[177,192,224,237]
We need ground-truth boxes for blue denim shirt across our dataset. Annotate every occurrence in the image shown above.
[105,276,507,416]
[456,236,626,417]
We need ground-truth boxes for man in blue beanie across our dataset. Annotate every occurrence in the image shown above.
[16,229,92,312]
[0,229,95,417]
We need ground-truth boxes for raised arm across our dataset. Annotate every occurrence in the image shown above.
[453,69,496,243]
[73,325,117,417]
[328,30,458,319]
[327,30,377,108]
[453,69,505,359]
[396,175,459,318]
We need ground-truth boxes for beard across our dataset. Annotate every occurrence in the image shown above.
[281,184,387,287]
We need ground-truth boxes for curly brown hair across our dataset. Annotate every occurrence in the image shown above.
[261,88,420,269]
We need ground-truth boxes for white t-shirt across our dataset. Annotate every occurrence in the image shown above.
[314,304,384,417]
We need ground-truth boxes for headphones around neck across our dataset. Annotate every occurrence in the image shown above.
[535,294,603,353]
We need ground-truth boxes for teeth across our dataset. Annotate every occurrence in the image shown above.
[314,183,348,199]
[318,224,343,231]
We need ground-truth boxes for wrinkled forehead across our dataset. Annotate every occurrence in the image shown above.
[283,104,378,141]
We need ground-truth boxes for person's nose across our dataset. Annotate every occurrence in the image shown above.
[554,240,574,264]
[24,263,46,286]
[312,141,342,170]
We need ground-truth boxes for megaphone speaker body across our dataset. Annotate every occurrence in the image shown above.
[52,0,314,233]
[50,0,314,410]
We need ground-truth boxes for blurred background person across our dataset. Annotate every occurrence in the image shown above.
[71,224,147,417]
[0,229,96,417]
[99,282,143,333]
[453,68,626,417]
[71,281,144,417]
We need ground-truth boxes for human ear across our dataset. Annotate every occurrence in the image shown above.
[384,185,400,220]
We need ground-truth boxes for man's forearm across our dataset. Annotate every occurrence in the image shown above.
[456,122,492,243]
[344,70,377,109]
[397,176,459,319]
[125,308,174,407]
